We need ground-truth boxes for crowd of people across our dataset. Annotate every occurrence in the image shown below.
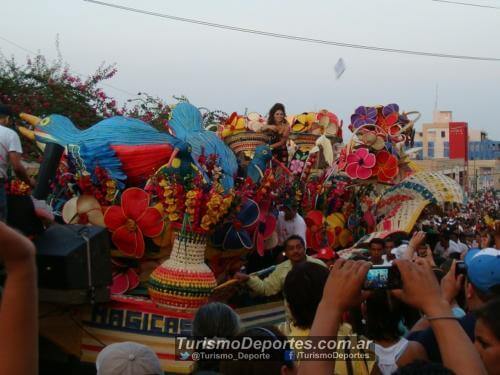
[4,216,498,374]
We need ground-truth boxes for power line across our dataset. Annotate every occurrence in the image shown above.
[83,0,500,62]
[0,34,137,97]
[432,0,500,9]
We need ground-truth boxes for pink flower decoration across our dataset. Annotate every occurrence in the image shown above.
[345,148,376,180]
[290,159,305,174]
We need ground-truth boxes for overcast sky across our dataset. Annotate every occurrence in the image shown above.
[2,0,499,138]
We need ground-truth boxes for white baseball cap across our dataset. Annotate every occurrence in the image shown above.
[96,342,162,375]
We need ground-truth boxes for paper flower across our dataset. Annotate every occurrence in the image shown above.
[7,179,31,196]
[317,110,339,128]
[222,112,246,137]
[305,210,335,251]
[111,268,140,295]
[350,106,377,129]
[212,199,259,250]
[290,159,305,175]
[104,188,164,258]
[373,150,400,183]
[378,104,401,135]
[345,148,376,180]
[360,131,386,151]
[62,195,105,227]
[252,201,278,256]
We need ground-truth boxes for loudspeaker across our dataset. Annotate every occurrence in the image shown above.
[34,224,112,302]
[7,195,44,237]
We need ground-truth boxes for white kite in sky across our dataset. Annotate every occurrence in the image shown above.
[334,58,346,79]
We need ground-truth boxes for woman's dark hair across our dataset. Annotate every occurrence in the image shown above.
[284,262,329,329]
[365,290,403,341]
[192,302,240,338]
[192,303,241,373]
[476,297,500,339]
[267,103,286,125]
[219,326,294,375]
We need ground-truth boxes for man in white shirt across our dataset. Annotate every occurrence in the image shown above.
[0,104,35,221]
[434,234,461,259]
[276,204,307,248]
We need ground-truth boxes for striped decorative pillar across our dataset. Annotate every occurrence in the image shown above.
[148,231,216,311]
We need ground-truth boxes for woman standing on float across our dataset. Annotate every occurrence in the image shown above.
[264,103,290,164]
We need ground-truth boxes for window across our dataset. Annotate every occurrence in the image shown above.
[441,131,446,138]
[428,141,435,158]
[444,142,449,158]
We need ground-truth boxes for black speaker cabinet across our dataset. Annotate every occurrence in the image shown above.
[34,224,112,303]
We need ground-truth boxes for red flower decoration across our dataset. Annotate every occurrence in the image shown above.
[305,211,335,251]
[373,150,399,183]
[345,148,376,180]
[111,268,140,295]
[252,201,277,256]
[377,104,401,136]
[104,188,164,258]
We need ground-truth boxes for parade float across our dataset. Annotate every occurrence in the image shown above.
[9,100,465,373]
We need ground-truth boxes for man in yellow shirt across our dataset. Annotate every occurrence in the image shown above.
[234,235,326,296]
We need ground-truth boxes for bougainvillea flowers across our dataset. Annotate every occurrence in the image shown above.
[104,188,164,258]
[373,150,399,183]
[345,148,376,180]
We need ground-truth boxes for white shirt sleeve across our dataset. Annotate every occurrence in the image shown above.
[7,131,23,154]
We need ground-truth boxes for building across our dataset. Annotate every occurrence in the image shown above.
[412,111,500,191]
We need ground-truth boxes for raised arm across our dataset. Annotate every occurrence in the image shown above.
[402,231,426,260]
[0,222,38,375]
[392,259,486,375]
[298,259,370,375]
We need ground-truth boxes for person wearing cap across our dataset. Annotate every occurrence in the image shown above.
[313,247,338,268]
[95,341,163,375]
[405,248,500,364]
[0,104,35,221]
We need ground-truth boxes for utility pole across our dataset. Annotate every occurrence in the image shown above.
[474,161,478,193]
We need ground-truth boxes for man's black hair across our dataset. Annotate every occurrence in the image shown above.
[369,238,385,247]
[284,235,305,249]
[365,290,404,342]
[0,103,13,117]
[476,297,500,340]
[284,262,329,329]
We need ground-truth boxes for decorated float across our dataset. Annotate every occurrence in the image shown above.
[8,100,465,373]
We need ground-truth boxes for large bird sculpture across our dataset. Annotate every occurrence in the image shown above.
[167,103,237,191]
[246,144,272,184]
[18,113,199,188]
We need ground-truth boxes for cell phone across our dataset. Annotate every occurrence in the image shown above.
[456,261,467,278]
[363,266,402,290]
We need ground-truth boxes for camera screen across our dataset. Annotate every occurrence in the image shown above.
[364,268,389,289]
